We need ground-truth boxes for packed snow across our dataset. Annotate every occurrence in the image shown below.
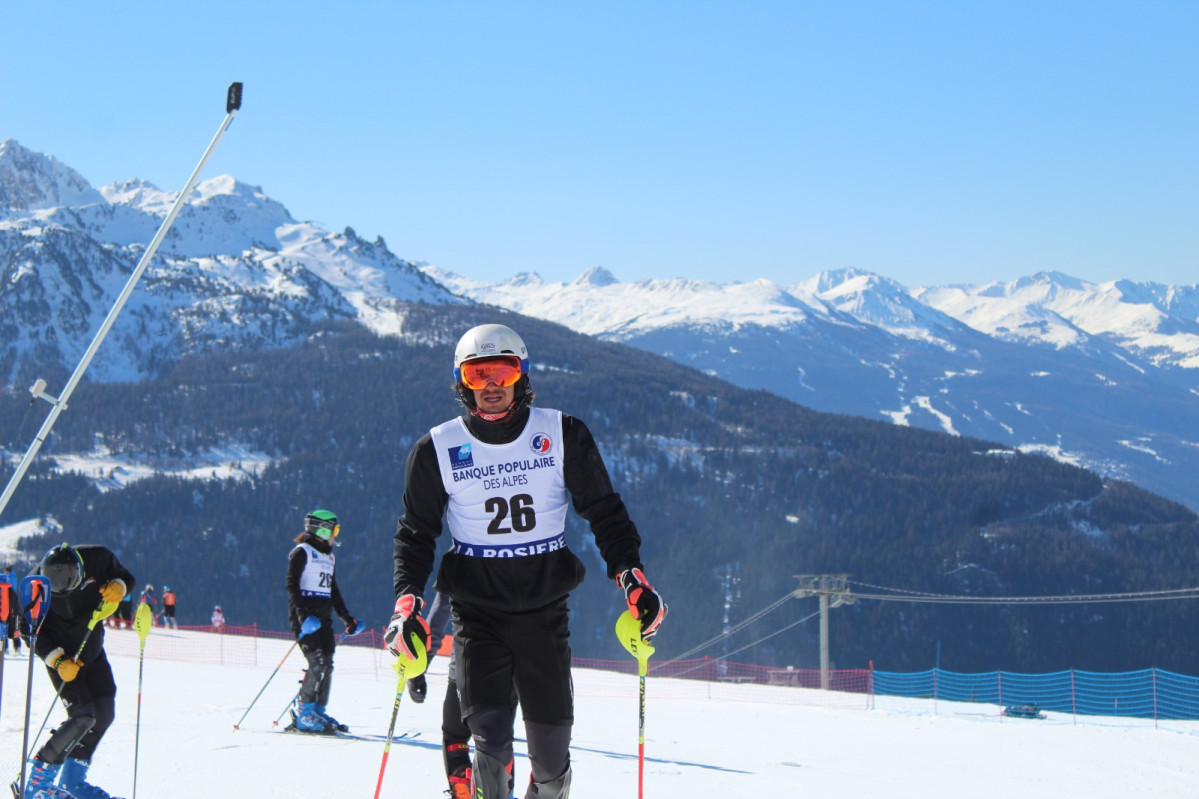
[0,627,1196,798]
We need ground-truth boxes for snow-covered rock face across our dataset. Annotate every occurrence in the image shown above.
[0,139,104,212]
[0,142,465,384]
[916,273,1199,368]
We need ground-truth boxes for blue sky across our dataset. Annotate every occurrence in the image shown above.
[3,1,1195,289]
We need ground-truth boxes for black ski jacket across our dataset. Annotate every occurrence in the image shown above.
[29,545,135,667]
[286,533,353,637]
[393,405,644,611]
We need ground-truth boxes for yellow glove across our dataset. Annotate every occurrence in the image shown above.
[99,579,126,603]
[55,656,83,682]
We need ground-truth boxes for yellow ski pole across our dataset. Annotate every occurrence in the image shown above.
[372,639,427,799]
[132,601,153,799]
[616,611,656,799]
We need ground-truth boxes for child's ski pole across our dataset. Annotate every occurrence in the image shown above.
[233,640,298,730]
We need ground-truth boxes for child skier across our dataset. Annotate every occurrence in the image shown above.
[285,509,360,733]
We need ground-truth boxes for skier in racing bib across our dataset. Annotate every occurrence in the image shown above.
[286,509,361,733]
[22,543,134,799]
[386,323,667,799]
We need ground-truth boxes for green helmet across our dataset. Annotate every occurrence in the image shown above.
[304,509,339,541]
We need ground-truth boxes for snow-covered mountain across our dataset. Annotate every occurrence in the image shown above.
[0,139,461,382]
[426,265,1199,513]
[4,139,1198,512]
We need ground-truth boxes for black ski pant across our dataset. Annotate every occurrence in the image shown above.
[442,672,518,778]
[298,624,335,705]
[454,596,573,788]
[39,650,117,763]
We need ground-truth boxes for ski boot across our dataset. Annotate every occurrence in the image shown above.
[471,753,514,799]
[447,765,472,799]
[59,758,124,799]
[314,704,348,733]
[20,759,74,799]
[526,766,572,798]
[286,701,335,733]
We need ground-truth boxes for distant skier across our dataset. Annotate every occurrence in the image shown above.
[21,543,133,799]
[139,583,158,625]
[211,605,225,632]
[285,509,361,733]
[161,585,178,629]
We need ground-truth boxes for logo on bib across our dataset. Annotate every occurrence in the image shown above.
[449,444,474,469]
[530,433,553,454]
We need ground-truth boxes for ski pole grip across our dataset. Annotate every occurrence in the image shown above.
[227,82,243,113]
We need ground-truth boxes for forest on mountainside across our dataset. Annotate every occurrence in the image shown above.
[3,304,1198,672]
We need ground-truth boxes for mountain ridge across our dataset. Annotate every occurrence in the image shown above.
[3,140,1197,512]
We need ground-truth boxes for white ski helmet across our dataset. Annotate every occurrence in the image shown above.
[452,323,533,416]
[453,324,529,373]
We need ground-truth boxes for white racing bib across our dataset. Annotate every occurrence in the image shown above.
[431,408,569,557]
[294,542,335,597]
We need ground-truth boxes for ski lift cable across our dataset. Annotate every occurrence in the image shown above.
[664,609,822,674]
[667,590,799,662]
[849,579,1199,605]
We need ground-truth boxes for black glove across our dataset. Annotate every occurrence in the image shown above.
[407,673,428,703]
[617,568,667,640]
[384,594,431,660]
[344,617,360,636]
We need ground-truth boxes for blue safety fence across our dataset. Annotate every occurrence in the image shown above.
[872,667,1199,720]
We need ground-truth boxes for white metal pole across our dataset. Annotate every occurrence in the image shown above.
[0,82,244,521]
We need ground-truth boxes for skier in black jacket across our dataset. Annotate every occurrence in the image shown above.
[23,543,134,799]
[386,323,667,799]
[285,509,360,733]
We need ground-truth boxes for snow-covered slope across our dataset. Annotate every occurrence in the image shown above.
[2,630,1196,798]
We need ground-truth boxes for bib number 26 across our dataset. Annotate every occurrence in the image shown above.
[485,494,536,534]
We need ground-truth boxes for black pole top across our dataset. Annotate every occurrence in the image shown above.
[227,82,243,113]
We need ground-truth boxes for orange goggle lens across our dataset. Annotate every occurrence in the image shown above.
[460,357,523,390]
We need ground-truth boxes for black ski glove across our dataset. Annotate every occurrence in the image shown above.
[617,568,667,640]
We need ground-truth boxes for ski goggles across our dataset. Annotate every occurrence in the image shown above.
[307,519,340,541]
[459,356,524,390]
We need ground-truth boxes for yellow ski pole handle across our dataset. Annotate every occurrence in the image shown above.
[616,610,655,677]
[90,600,121,629]
[373,638,428,799]
[134,601,153,647]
